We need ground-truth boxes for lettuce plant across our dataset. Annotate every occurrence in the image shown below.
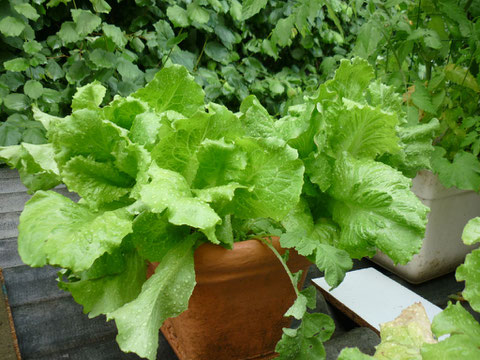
[0,59,432,359]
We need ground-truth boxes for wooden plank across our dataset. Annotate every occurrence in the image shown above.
[0,268,22,360]
[312,267,443,334]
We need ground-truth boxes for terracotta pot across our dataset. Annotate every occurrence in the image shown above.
[147,237,311,360]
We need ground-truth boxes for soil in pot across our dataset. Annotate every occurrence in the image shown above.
[147,237,311,360]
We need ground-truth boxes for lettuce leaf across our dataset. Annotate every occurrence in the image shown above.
[328,154,428,263]
[108,235,196,360]
[18,191,133,272]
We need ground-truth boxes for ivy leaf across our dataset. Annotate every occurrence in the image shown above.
[23,40,43,54]
[4,93,30,111]
[58,22,81,44]
[167,5,190,27]
[45,59,64,81]
[24,80,44,99]
[90,0,112,13]
[13,3,40,21]
[102,23,128,48]
[71,9,102,36]
[187,1,210,24]
[431,147,480,191]
[241,0,268,20]
[0,123,23,146]
[0,16,25,37]
[4,58,30,72]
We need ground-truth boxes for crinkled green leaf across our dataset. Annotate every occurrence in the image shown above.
[327,103,399,159]
[315,243,352,289]
[337,347,373,360]
[138,163,221,243]
[421,302,480,359]
[71,9,101,36]
[276,312,334,360]
[132,64,204,117]
[60,251,145,317]
[0,16,25,37]
[227,138,304,221]
[32,105,62,131]
[49,109,127,166]
[102,96,148,130]
[18,191,133,272]
[431,147,480,191]
[381,118,439,178]
[61,156,134,208]
[130,211,189,263]
[456,247,480,313]
[239,95,277,138]
[0,143,60,192]
[313,58,374,103]
[329,154,428,263]
[4,58,30,72]
[108,236,196,360]
[375,303,436,360]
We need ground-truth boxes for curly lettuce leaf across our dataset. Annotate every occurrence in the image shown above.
[137,163,221,243]
[18,191,133,272]
[129,211,189,262]
[381,118,439,178]
[226,137,304,221]
[60,251,146,317]
[328,154,428,263]
[326,103,399,159]
[280,198,352,288]
[71,80,106,111]
[0,143,61,192]
[132,64,204,117]
[339,303,436,360]
[421,302,480,359]
[108,236,196,360]
[102,96,149,130]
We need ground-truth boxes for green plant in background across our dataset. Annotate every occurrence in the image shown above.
[352,0,480,191]
[0,59,433,359]
[0,0,359,148]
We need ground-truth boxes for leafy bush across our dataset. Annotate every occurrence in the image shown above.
[0,0,356,147]
[352,0,480,190]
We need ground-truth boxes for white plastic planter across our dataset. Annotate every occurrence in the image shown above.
[372,170,480,284]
